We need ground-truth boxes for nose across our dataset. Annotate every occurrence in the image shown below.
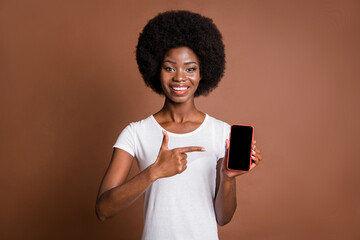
[173,70,186,82]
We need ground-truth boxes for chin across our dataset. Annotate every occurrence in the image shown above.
[168,96,190,104]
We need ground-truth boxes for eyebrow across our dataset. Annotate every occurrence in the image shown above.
[163,60,198,65]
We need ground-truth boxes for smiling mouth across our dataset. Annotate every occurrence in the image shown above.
[170,86,190,95]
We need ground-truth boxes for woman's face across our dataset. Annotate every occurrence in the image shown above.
[160,47,201,103]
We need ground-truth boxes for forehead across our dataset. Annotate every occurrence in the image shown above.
[163,47,199,63]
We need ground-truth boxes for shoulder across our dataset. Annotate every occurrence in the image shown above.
[124,115,154,131]
[113,116,155,154]
[204,114,230,158]
[120,115,161,141]
[115,115,154,141]
[206,114,230,132]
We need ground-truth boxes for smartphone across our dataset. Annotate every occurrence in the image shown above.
[227,124,254,172]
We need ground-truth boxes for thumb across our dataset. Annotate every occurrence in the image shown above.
[223,139,229,167]
[161,130,169,150]
[225,139,229,156]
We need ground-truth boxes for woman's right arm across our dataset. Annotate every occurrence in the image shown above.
[95,131,204,221]
[95,148,157,221]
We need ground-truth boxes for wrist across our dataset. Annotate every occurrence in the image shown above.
[221,169,235,182]
[147,163,159,182]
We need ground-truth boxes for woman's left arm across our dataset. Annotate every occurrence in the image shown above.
[214,140,263,226]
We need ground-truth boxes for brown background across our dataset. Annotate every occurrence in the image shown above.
[1,0,359,239]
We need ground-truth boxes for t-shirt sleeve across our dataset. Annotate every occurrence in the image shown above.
[219,122,231,159]
[113,123,136,157]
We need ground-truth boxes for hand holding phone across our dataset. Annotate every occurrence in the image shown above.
[227,124,254,172]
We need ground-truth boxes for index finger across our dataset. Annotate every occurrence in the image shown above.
[176,146,206,153]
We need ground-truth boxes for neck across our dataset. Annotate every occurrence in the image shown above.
[158,98,200,123]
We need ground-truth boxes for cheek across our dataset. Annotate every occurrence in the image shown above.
[160,72,169,85]
[189,74,201,86]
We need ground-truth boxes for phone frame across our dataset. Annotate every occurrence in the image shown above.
[226,124,254,172]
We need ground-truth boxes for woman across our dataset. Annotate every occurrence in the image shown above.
[96,10,263,240]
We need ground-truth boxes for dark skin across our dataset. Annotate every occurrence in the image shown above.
[95,47,263,226]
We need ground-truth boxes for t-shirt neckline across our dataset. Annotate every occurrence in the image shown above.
[150,113,208,137]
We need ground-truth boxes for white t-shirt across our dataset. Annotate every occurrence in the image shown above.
[113,114,230,240]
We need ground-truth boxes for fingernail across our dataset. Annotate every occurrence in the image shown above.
[252,150,256,154]
[202,147,206,151]
[251,155,256,159]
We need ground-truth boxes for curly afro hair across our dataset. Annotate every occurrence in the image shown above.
[136,10,225,97]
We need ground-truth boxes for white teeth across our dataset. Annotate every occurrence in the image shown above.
[172,87,188,91]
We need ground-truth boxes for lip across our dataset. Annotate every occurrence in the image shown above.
[170,85,190,95]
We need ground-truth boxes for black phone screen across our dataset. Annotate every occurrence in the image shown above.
[228,125,253,171]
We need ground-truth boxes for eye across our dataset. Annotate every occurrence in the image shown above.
[186,67,197,73]
[164,67,175,72]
